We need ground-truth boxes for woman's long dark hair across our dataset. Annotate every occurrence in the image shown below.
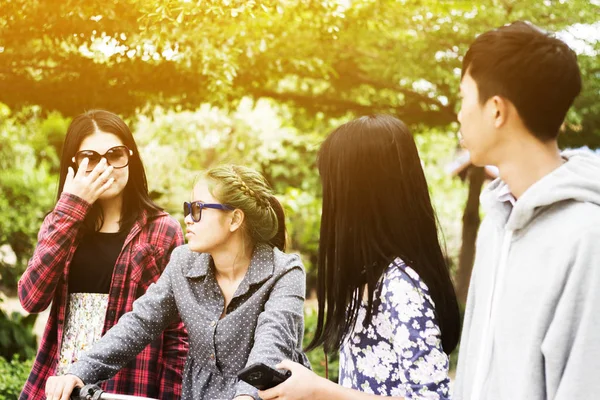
[306,114,460,355]
[56,110,163,233]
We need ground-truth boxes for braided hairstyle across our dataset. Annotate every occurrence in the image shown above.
[204,165,286,250]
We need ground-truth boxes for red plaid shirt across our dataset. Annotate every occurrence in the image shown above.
[18,193,188,399]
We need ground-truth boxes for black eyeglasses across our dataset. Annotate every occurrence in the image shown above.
[72,145,133,173]
[183,201,233,222]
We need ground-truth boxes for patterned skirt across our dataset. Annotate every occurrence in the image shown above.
[56,293,108,376]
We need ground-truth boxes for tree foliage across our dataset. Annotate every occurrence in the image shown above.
[1,0,598,139]
[0,105,62,290]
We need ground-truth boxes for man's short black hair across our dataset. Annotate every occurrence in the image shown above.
[462,21,582,141]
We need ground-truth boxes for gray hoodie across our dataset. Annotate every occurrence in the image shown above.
[454,149,600,400]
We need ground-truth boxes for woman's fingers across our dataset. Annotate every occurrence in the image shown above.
[65,167,74,186]
[258,386,281,400]
[86,161,114,200]
[75,157,89,179]
[45,377,56,399]
[47,379,64,400]
[98,177,115,194]
[276,359,296,371]
[45,375,81,400]
[92,165,114,189]
[59,380,75,400]
[87,157,107,182]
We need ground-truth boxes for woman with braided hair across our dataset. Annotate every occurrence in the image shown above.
[46,164,310,400]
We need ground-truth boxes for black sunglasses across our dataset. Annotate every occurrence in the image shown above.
[183,201,234,222]
[72,145,133,173]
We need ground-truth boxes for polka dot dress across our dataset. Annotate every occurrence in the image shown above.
[69,244,310,400]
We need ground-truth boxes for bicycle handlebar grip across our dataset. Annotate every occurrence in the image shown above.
[70,384,105,400]
[70,387,81,400]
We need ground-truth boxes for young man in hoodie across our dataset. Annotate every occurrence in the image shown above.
[454,21,600,400]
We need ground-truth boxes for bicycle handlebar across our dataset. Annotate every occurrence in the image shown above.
[70,384,158,400]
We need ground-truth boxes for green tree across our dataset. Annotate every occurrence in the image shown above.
[2,0,598,129]
[0,105,63,291]
[1,0,598,303]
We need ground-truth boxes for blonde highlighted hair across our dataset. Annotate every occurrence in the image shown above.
[203,165,286,249]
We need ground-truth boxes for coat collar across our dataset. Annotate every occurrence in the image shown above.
[122,209,167,249]
[184,244,274,289]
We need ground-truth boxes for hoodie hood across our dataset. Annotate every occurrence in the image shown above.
[481,149,600,231]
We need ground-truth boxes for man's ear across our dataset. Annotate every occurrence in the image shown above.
[491,95,509,128]
[229,209,245,233]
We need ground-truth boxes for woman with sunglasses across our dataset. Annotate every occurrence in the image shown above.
[259,115,461,400]
[44,164,309,400]
[18,110,188,400]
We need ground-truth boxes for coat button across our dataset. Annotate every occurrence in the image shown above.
[210,354,215,360]
[210,321,216,327]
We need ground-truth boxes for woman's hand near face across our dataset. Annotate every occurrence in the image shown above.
[62,157,114,204]
[45,374,84,400]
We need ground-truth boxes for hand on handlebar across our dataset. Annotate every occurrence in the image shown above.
[45,374,84,400]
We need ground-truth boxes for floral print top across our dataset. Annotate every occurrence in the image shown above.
[339,259,451,399]
[57,293,109,376]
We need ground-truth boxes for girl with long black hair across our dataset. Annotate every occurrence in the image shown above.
[19,110,187,399]
[260,114,460,400]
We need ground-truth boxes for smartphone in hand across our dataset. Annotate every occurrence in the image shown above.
[237,362,292,390]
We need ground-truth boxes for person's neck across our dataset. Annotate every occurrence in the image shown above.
[211,239,254,282]
[98,195,124,232]
[496,137,564,199]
